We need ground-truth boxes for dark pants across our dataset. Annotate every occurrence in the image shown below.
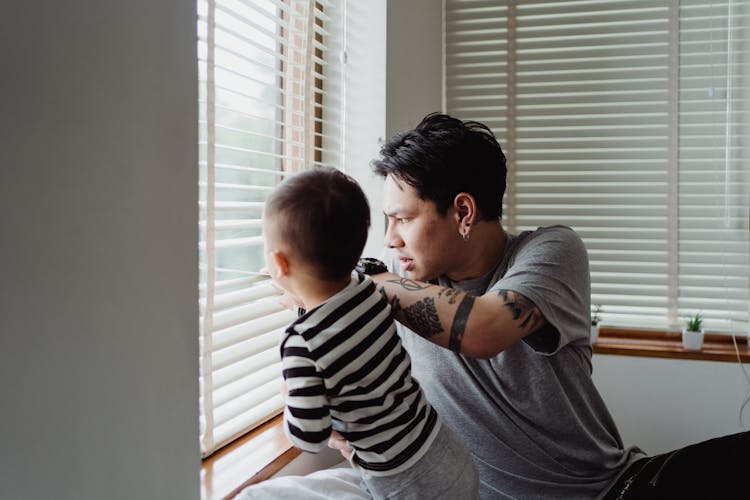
[602,431,750,499]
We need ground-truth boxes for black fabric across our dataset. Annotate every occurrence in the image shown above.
[601,431,750,499]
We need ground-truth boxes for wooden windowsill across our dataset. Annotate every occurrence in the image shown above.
[594,327,750,363]
[200,414,300,500]
[200,329,750,499]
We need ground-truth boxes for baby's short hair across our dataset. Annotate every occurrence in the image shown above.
[265,167,370,280]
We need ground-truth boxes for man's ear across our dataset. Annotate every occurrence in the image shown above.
[454,192,477,228]
[270,250,290,278]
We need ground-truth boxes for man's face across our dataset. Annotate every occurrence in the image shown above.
[382,175,461,281]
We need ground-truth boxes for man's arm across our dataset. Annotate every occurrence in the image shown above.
[371,272,549,359]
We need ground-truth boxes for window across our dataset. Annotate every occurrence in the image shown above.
[198,0,344,457]
[445,0,748,334]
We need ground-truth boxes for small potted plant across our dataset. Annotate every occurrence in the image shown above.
[682,312,704,351]
[590,304,602,343]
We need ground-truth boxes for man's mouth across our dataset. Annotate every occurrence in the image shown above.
[399,257,414,272]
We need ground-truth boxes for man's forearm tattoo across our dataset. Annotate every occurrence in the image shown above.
[402,297,443,338]
[386,278,434,292]
[448,294,474,352]
[497,289,544,331]
[377,285,402,313]
[437,287,460,305]
[389,294,402,313]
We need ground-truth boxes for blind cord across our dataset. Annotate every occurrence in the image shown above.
[723,0,734,229]
[730,334,750,428]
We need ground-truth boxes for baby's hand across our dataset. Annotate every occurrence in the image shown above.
[327,431,352,460]
[260,267,304,311]
[269,281,304,311]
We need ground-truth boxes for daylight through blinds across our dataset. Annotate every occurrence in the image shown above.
[198,0,344,456]
[445,0,749,333]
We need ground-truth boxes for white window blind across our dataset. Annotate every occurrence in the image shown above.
[445,0,748,333]
[198,0,345,457]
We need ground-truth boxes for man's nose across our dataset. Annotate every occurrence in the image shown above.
[384,221,404,248]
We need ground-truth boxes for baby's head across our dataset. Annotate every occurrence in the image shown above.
[264,167,370,282]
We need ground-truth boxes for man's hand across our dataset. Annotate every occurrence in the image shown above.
[327,430,352,460]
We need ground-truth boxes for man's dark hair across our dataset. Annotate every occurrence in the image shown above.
[265,167,370,280]
[372,113,507,220]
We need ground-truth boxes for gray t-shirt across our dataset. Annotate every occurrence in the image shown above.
[386,225,643,499]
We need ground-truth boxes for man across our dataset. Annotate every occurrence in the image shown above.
[329,113,642,499]
[241,113,748,500]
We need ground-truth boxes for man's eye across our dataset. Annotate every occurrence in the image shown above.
[398,218,410,224]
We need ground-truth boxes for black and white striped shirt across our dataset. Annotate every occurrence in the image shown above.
[280,272,440,475]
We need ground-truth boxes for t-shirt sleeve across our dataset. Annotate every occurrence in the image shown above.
[280,333,332,453]
[490,226,591,354]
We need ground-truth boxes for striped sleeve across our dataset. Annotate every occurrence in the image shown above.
[281,332,331,453]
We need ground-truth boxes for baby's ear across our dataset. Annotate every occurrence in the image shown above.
[270,250,290,278]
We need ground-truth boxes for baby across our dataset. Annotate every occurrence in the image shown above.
[263,167,478,499]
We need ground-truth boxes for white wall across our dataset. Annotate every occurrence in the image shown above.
[348,0,444,254]
[345,1,388,256]
[386,0,444,138]
[0,2,200,499]
[593,354,749,455]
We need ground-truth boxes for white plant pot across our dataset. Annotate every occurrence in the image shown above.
[681,328,704,351]
[590,324,600,344]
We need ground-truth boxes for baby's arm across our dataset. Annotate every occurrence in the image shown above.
[280,333,331,453]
